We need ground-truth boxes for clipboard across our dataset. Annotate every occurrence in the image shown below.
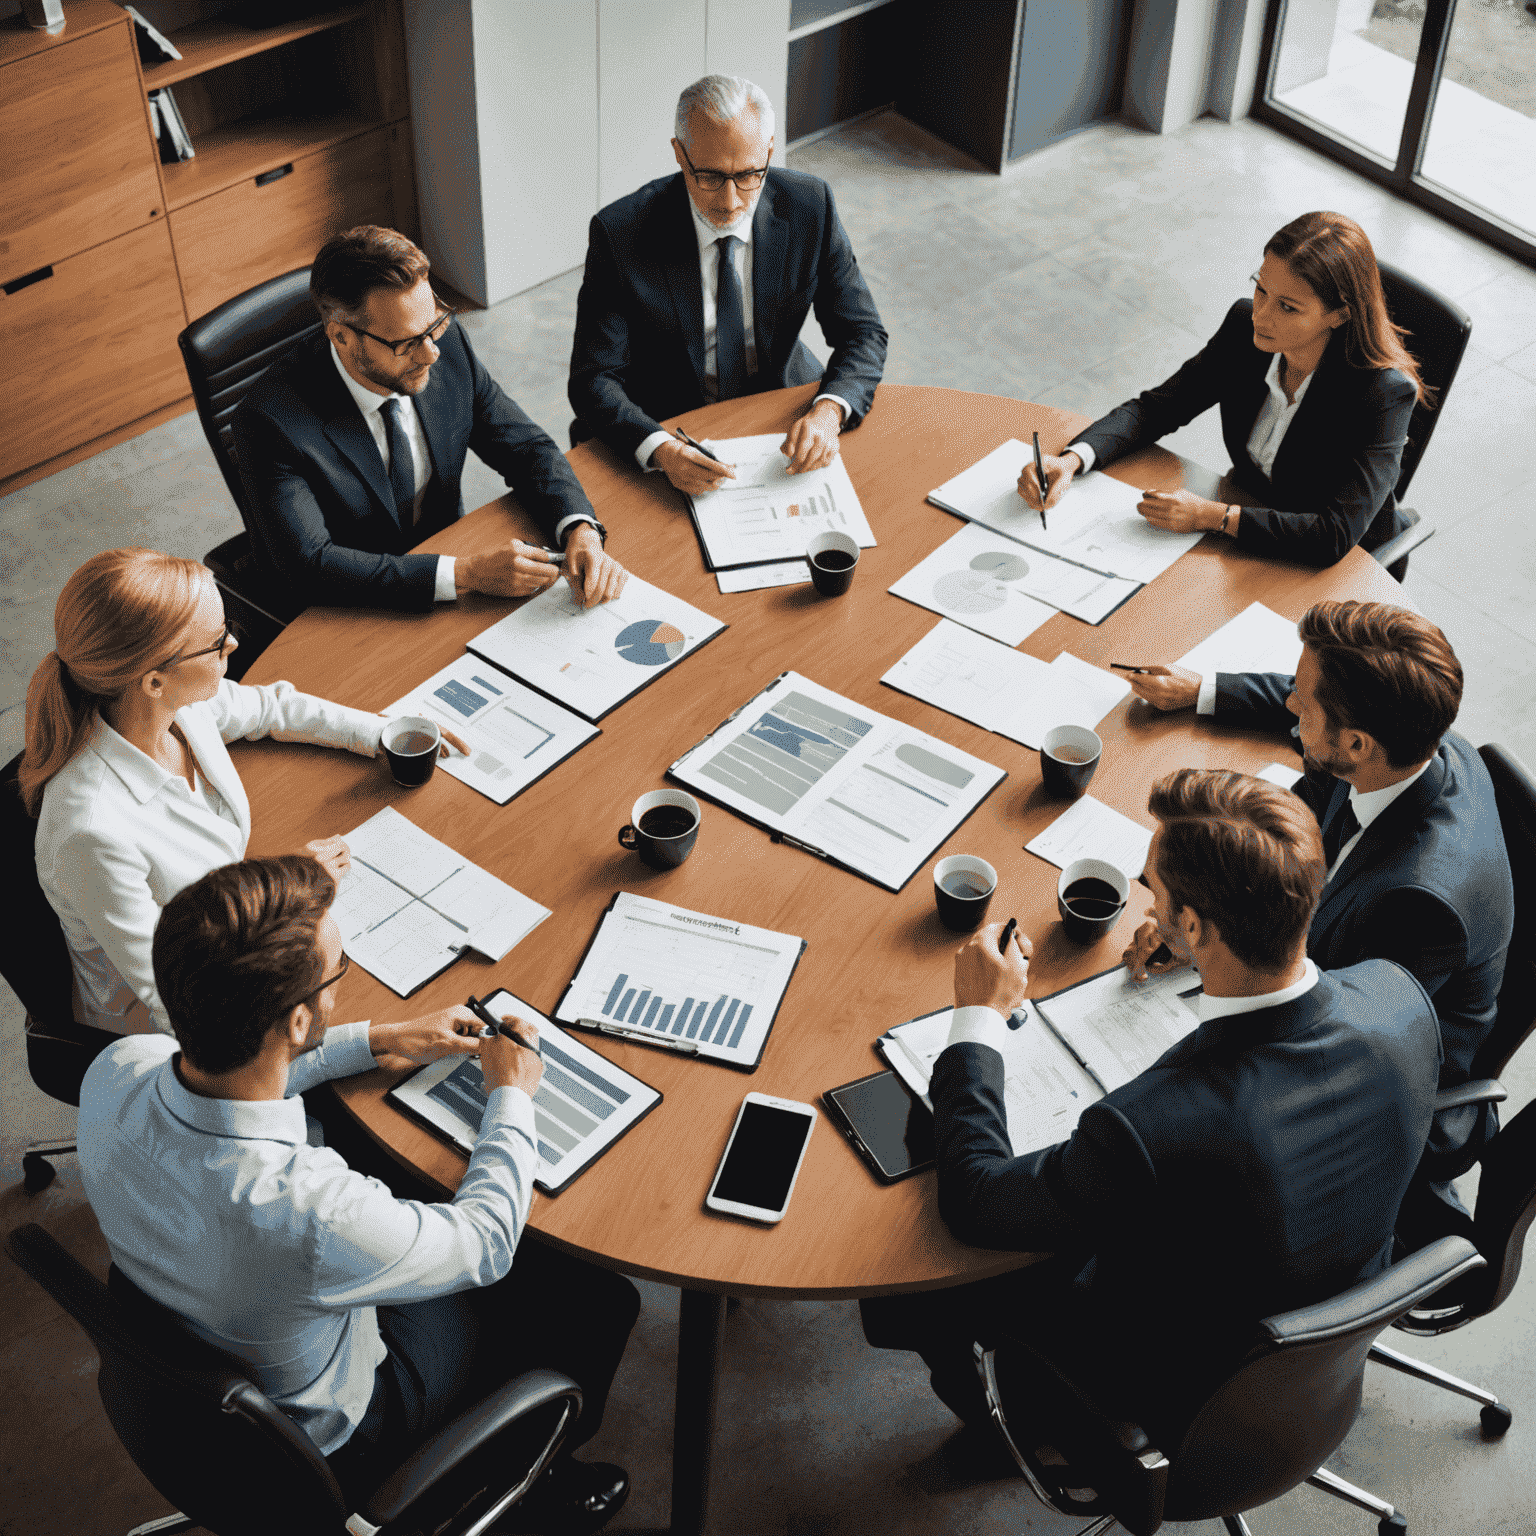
[554,891,807,1072]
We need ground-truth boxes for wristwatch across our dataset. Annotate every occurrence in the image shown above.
[561,517,607,549]
[1221,506,1239,537]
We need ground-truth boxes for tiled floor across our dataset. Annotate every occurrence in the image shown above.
[3,110,1534,1535]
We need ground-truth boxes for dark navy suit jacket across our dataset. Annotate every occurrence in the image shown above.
[933,962,1439,1399]
[1215,671,1515,1166]
[232,324,596,612]
[1075,299,1417,566]
[568,168,887,463]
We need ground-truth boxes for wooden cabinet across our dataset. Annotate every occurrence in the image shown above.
[0,0,417,495]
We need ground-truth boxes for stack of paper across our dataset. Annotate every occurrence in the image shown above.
[715,560,813,594]
[1177,601,1304,679]
[331,808,549,996]
[1033,966,1203,1092]
[881,620,1131,749]
[1024,795,1155,877]
[928,439,1203,585]
[690,433,876,569]
[890,520,1139,633]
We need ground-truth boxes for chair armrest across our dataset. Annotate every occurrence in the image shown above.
[1262,1237,1482,1344]
[1370,507,1436,570]
[1434,1079,1507,1113]
[358,1368,581,1530]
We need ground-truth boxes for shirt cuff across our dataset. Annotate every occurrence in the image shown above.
[636,430,673,471]
[812,393,851,424]
[322,1020,378,1079]
[555,513,597,546]
[1197,673,1219,716]
[1065,441,1096,473]
[434,557,457,602]
[946,1005,1012,1053]
[483,1083,538,1137]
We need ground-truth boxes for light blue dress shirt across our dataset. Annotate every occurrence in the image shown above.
[77,1022,538,1455]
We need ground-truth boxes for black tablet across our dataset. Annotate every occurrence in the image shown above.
[823,1069,935,1184]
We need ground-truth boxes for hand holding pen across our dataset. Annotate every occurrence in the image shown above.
[467,996,545,1095]
[653,428,736,496]
[1017,444,1081,517]
[1113,663,1203,713]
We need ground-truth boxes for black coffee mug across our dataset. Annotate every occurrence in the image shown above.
[806,531,860,596]
[381,715,441,788]
[619,789,701,870]
[1040,724,1102,798]
[1056,858,1130,943]
[934,854,998,932]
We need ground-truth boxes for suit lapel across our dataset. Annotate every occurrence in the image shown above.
[411,352,449,501]
[660,177,707,393]
[307,341,398,525]
[752,175,789,370]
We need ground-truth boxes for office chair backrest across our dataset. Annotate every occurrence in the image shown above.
[1376,261,1472,504]
[0,751,74,1031]
[1476,743,1536,1081]
[1468,1097,1536,1319]
[4,1224,351,1536]
[178,267,320,530]
[1162,1237,1482,1522]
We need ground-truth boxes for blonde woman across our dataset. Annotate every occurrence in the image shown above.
[24,548,460,1036]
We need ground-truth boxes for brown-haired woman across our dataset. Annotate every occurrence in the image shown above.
[25,549,456,1036]
[1020,210,1428,567]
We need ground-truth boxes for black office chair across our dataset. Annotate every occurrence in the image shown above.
[1364,742,1536,1437]
[1367,263,1474,581]
[972,1236,1483,1536]
[0,751,117,1194]
[5,1222,583,1536]
[178,267,318,678]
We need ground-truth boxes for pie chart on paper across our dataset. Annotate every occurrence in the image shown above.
[615,620,687,666]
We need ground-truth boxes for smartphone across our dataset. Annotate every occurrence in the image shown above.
[705,1092,818,1223]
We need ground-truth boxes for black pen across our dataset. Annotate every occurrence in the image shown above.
[466,995,540,1056]
[998,917,1018,955]
[1032,431,1048,530]
[674,427,723,464]
[1110,662,1152,674]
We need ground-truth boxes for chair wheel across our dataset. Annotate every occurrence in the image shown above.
[1480,1402,1513,1438]
[22,1154,57,1194]
[1378,1515,1407,1535]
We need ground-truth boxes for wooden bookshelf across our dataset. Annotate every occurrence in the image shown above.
[141,4,368,89]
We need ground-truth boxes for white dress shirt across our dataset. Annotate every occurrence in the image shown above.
[35,679,384,1036]
[77,1026,538,1456]
[635,203,852,471]
[1325,758,1434,881]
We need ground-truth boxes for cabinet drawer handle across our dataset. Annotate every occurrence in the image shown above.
[3,266,53,297]
[255,163,294,188]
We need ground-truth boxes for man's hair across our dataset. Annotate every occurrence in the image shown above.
[674,75,775,148]
[310,225,431,326]
[153,856,337,1075]
[1298,600,1462,768]
[1148,768,1326,972]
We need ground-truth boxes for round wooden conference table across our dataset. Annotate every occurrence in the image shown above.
[235,383,1405,1534]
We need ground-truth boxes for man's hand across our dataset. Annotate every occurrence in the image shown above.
[480,1014,544,1097]
[1123,920,1185,983]
[954,921,1032,1015]
[369,1006,484,1066]
[653,439,736,496]
[456,540,563,598]
[780,400,842,474]
[438,727,472,758]
[1018,450,1080,511]
[303,835,351,882]
[1136,488,1225,534]
[1126,664,1202,712]
[562,524,628,608]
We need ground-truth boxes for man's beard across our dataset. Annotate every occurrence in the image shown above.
[1302,737,1352,778]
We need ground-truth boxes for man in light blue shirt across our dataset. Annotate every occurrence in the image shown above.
[78,853,638,1530]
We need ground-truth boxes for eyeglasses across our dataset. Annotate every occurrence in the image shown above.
[277,952,351,1018]
[160,620,233,670]
[677,141,769,192]
[353,308,455,358]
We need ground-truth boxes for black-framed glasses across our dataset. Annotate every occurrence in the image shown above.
[353,307,455,358]
[160,620,233,670]
[677,140,769,192]
[279,952,350,1017]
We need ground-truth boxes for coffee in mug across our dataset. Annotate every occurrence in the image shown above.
[620,789,701,870]
[933,854,997,931]
[1040,725,1103,797]
[805,531,860,596]
[381,716,441,788]
[1056,858,1130,943]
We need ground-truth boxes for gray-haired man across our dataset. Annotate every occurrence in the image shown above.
[569,73,888,495]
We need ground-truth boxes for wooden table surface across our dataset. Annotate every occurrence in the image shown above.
[236,382,1405,1300]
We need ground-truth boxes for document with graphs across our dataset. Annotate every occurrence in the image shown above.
[385,654,599,805]
[667,670,1006,891]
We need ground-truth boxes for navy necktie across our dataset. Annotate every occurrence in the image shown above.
[380,398,416,526]
[1322,797,1362,871]
[714,235,747,402]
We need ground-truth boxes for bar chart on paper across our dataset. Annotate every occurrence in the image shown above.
[557,892,805,1069]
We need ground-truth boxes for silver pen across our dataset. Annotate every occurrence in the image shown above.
[580,1016,701,1055]
[536,547,567,564]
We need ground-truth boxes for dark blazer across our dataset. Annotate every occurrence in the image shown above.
[1076,299,1417,566]
[1215,673,1516,1166]
[933,962,1439,1396]
[232,324,597,612]
[568,168,888,462]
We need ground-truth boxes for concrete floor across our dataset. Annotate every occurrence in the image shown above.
[3,109,1535,1535]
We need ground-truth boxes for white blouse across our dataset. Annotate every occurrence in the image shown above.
[35,679,383,1036]
[1245,351,1316,479]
